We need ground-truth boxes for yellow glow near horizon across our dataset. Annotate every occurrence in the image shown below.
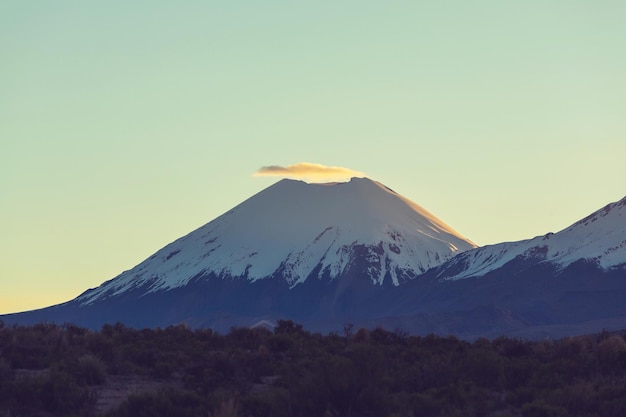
[0,293,71,315]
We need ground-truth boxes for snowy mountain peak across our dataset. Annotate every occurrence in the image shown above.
[568,195,626,231]
[434,195,626,281]
[78,177,476,304]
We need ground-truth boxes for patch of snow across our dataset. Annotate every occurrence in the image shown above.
[441,195,626,280]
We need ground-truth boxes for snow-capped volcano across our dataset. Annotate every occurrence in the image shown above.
[430,195,626,281]
[3,187,625,339]
[79,177,476,305]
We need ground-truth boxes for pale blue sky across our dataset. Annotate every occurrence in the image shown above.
[2,1,625,313]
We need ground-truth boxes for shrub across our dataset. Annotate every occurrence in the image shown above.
[107,387,206,417]
[76,353,107,385]
[212,397,240,417]
[597,334,626,373]
[8,368,94,415]
[522,401,567,417]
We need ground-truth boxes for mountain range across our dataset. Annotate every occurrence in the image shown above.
[3,178,625,339]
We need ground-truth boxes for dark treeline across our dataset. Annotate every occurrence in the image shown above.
[1,320,625,417]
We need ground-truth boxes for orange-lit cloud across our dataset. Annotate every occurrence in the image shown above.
[254,162,365,183]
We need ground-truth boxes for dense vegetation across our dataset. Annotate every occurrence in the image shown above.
[1,320,625,417]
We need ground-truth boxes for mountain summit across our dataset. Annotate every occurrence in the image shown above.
[78,177,475,305]
[2,177,476,330]
[376,195,626,338]
[428,195,626,281]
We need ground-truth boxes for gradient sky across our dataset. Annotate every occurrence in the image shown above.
[2,1,625,314]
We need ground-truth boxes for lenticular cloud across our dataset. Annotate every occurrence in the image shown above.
[254,162,364,183]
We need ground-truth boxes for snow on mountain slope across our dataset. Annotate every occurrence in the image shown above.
[78,177,476,304]
[436,196,626,280]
